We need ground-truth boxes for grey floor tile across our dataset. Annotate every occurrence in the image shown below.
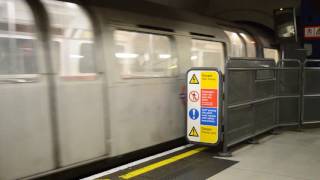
[207,167,309,180]
[209,128,320,180]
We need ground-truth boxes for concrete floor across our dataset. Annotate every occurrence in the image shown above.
[209,128,320,180]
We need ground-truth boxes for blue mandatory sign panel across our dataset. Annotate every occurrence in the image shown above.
[189,108,199,120]
[200,108,218,126]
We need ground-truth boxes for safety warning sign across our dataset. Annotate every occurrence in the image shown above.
[189,108,200,120]
[189,91,199,102]
[189,127,199,137]
[186,68,221,145]
[189,74,199,84]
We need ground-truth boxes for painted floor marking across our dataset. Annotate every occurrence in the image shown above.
[119,147,208,179]
[82,144,193,180]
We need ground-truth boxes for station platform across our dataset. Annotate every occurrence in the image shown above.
[83,128,320,180]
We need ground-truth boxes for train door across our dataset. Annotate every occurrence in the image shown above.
[41,0,106,166]
[0,1,55,179]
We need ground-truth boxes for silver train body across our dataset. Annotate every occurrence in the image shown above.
[0,0,279,179]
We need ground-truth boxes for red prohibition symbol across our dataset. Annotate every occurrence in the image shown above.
[189,91,199,102]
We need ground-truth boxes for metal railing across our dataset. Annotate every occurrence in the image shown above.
[221,58,303,154]
[277,59,302,127]
[222,58,277,150]
[302,60,320,124]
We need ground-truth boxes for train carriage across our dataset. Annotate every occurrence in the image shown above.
[0,0,279,179]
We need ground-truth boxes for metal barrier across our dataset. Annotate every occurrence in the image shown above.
[222,58,277,151]
[277,59,302,126]
[220,58,303,156]
[302,60,320,124]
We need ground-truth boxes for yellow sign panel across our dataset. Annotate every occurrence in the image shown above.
[189,74,199,84]
[189,127,199,137]
[201,71,219,89]
[200,126,218,144]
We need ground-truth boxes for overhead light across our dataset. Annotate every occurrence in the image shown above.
[168,65,177,69]
[70,54,84,59]
[159,54,171,59]
[191,55,198,60]
[115,53,139,59]
[65,2,78,9]
[280,8,283,11]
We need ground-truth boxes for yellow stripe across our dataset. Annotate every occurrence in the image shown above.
[119,147,207,179]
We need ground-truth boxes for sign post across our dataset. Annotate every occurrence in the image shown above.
[186,68,221,146]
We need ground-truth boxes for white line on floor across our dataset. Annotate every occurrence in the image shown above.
[81,144,193,180]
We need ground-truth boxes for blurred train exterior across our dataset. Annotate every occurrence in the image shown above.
[0,0,279,179]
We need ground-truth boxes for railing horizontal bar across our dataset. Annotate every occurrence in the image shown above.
[304,94,320,97]
[304,67,320,70]
[227,124,252,134]
[278,123,299,127]
[278,68,301,70]
[278,95,300,98]
[302,121,320,125]
[227,68,277,71]
[228,97,277,109]
[253,125,277,136]
[226,125,276,147]
[255,79,276,82]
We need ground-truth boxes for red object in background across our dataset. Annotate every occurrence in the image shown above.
[304,25,320,40]
[201,89,217,108]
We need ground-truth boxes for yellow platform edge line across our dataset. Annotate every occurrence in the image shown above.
[119,147,207,179]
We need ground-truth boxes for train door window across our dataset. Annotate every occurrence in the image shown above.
[190,39,224,70]
[0,0,38,74]
[240,33,257,57]
[113,30,178,78]
[224,31,246,57]
[264,48,280,63]
[41,0,96,78]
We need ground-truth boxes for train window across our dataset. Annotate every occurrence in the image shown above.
[239,33,257,57]
[113,30,177,78]
[0,0,38,74]
[264,48,280,63]
[41,0,96,77]
[224,31,246,57]
[190,39,224,70]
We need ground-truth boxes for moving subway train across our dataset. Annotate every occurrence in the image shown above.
[0,0,280,179]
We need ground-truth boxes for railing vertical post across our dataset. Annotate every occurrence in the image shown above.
[300,60,306,126]
[298,60,303,129]
[219,59,232,157]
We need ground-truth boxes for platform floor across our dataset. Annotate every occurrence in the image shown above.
[210,128,320,180]
[84,128,320,180]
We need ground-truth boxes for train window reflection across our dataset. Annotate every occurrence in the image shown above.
[190,39,224,71]
[240,33,256,57]
[41,0,96,77]
[0,0,38,74]
[224,31,246,57]
[264,48,280,63]
[113,30,177,78]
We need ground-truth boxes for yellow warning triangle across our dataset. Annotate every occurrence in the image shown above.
[189,74,199,84]
[189,127,199,137]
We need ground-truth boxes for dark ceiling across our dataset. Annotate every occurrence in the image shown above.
[145,0,301,28]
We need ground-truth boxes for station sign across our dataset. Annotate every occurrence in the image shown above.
[186,68,221,145]
[304,25,320,39]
